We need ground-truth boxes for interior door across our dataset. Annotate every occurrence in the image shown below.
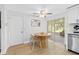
[8,16,24,46]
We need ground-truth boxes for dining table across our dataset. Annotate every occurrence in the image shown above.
[35,33,50,48]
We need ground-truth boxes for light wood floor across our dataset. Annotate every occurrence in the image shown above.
[5,40,76,55]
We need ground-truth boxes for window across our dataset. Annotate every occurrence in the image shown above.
[48,17,64,33]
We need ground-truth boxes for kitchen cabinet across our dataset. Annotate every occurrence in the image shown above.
[68,34,79,53]
[67,8,78,24]
[77,7,79,19]
[67,6,79,34]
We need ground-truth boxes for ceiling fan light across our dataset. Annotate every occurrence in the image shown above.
[40,8,48,14]
[32,8,52,18]
[40,14,44,17]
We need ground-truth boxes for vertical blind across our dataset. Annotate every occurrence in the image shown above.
[47,17,64,33]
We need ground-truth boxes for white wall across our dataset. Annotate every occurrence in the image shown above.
[0,5,9,54]
[1,5,47,54]
[24,14,47,43]
[6,10,47,47]
[0,5,27,54]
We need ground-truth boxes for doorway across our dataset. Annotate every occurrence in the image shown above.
[48,17,65,44]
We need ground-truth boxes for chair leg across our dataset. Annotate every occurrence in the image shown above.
[39,40,42,48]
[32,41,35,50]
[32,39,41,50]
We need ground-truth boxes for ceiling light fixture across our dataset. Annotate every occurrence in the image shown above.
[32,8,52,18]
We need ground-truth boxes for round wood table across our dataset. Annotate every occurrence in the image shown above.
[35,33,49,48]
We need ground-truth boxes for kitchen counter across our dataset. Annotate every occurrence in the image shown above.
[68,33,79,36]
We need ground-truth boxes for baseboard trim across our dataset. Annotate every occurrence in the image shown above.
[24,41,31,44]
[1,47,8,55]
[68,49,79,55]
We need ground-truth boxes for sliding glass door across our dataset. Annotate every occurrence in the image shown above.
[48,17,65,44]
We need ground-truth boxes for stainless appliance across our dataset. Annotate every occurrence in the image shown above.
[73,24,79,33]
[68,34,79,54]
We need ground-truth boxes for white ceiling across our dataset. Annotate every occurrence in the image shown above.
[5,4,73,15]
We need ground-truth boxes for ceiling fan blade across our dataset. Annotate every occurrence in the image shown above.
[32,15,39,17]
[32,13,40,17]
[47,13,52,15]
[33,13,38,14]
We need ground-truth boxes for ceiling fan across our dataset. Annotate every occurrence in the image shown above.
[32,8,52,18]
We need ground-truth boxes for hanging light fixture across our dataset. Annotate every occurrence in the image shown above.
[32,8,52,18]
[40,8,48,17]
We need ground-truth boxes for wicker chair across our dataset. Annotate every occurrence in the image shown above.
[31,34,40,50]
